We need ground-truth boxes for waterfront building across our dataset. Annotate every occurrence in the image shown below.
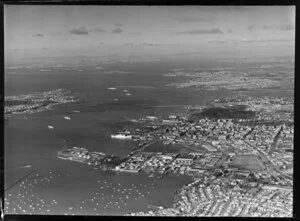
[174,154,194,165]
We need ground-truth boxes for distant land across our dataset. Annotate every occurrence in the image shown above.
[5,89,80,115]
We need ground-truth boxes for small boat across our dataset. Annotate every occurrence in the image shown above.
[47,125,54,129]
[64,116,71,120]
[107,87,117,90]
[114,99,119,101]
[123,90,128,92]
[72,110,80,113]
[125,93,131,96]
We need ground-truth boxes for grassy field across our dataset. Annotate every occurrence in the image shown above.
[230,154,265,171]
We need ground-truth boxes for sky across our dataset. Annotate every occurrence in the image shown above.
[4,5,295,63]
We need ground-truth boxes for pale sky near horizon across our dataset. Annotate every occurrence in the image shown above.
[4,5,295,62]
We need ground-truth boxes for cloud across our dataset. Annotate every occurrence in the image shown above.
[142,43,161,47]
[92,28,106,33]
[240,38,256,43]
[70,26,89,35]
[115,23,123,27]
[257,39,292,43]
[230,38,261,44]
[97,42,105,48]
[175,28,223,35]
[112,27,123,34]
[248,24,255,31]
[51,32,62,36]
[233,38,292,44]
[97,43,105,47]
[208,40,228,44]
[209,38,292,45]
[13,48,33,51]
[263,24,294,31]
[175,16,215,23]
[130,32,142,35]
[33,33,44,37]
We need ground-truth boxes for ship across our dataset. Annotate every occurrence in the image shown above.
[48,125,54,129]
[64,116,71,120]
[110,134,132,139]
[107,87,117,90]
[125,93,132,96]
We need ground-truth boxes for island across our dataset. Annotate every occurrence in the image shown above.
[5,89,80,115]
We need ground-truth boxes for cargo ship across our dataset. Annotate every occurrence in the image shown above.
[110,134,132,139]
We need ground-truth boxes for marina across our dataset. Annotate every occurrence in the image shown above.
[5,167,191,215]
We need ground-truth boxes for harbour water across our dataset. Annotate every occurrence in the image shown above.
[5,64,292,215]
[4,67,211,215]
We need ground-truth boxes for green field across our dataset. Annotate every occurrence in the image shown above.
[230,154,265,171]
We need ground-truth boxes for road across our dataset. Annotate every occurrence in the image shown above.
[244,140,292,182]
[269,126,283,155]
